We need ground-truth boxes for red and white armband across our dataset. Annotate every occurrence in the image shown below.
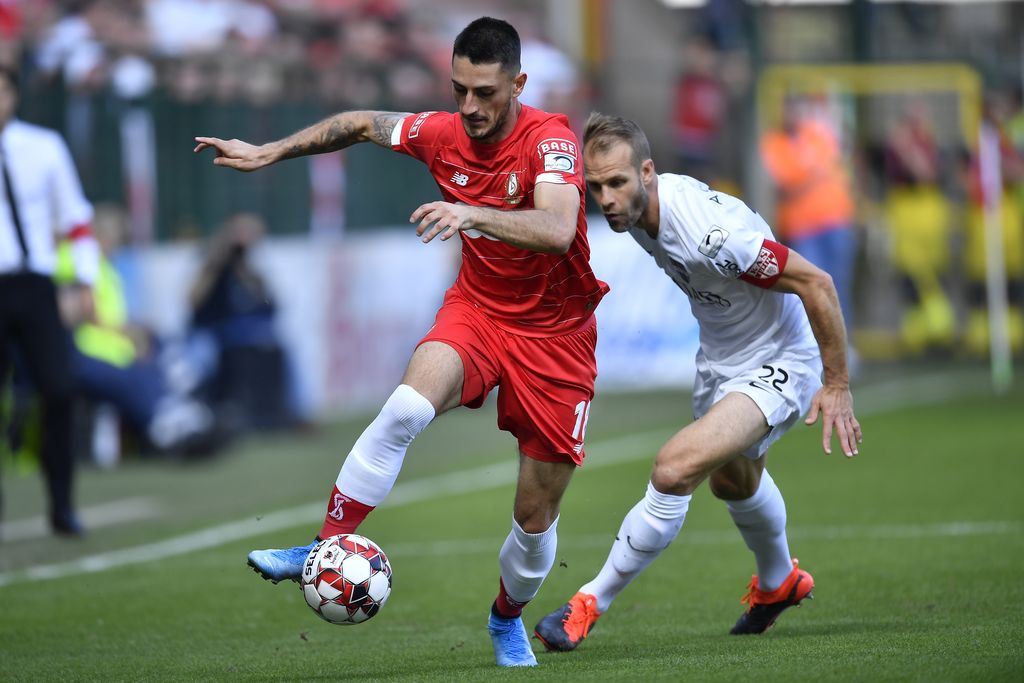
[739,239,789,289]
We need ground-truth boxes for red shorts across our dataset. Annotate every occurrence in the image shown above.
[419,289,598,465]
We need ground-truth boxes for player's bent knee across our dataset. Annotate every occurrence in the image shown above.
[650,454,703,496]
[512,503,559,534]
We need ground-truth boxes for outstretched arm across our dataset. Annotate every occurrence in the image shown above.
[771,249,862,457]
[409,182,580,254]
[193,111,410,171]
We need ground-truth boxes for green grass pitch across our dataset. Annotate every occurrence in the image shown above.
[1,364,1022,681]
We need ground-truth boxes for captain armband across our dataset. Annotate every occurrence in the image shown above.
[739,240,789,289]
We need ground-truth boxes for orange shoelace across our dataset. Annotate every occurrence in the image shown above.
[739,575,761,608]
[563,593,600,641]
[740,559,800,608]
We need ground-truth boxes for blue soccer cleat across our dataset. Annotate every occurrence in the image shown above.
[247,540,318,584]
[488,611,538,667]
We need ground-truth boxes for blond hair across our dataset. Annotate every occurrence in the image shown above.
[583,112,652,170]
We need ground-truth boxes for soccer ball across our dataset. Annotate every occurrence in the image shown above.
[300,534,393,625]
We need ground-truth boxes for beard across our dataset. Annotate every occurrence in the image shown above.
[619,182,649,229]
[461,97,514,142]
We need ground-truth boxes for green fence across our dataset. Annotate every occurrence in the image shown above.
[22,83,443,240]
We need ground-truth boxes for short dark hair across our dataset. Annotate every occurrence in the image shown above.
[452,17,521,74]
[583,112,652,170]
[0,66,18,93]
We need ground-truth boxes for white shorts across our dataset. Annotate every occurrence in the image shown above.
[691,350,823,460]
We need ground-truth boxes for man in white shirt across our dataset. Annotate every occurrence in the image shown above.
[0,65,99,536]
[534,113,861,649]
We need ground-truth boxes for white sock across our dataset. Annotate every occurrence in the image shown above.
[580,481,690,613]
[725,470,793,591]
[335,384,434,506]
[499,517,559,605]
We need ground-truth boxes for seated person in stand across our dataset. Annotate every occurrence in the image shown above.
[54,204,217,455]
[188,212,301,431]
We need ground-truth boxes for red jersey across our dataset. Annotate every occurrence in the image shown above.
[391,105,608,337]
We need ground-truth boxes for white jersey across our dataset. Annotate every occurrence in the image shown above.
[629,174,818,377]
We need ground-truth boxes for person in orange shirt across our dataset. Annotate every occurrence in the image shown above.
[761,97,856,332]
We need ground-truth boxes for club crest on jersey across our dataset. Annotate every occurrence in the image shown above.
[505,171,522,204]
[698,225,729,259]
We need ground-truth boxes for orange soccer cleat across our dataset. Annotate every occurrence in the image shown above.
[730,558,814,635]
[533,591,601,652]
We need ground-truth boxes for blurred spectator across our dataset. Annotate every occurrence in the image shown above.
[54,203,219,460]
[671,35,726,181]
[34,0,109,182]
[517,17,584,129]
[188,212,299,431]
[0,64,98,536]
[760,96,857,334]
[699,0,749,54]
[144,0,278,58]
[882,98,956,355]
[961,90,1024,356]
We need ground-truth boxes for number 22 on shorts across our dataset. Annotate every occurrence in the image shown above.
[752,364,789,392]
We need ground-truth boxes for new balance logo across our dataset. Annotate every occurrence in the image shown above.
[450,172,469,186]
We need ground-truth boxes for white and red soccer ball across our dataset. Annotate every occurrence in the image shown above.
[301,534,393,625]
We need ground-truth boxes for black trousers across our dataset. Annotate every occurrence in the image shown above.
[0,272,76,516]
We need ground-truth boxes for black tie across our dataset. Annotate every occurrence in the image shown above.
[1,150,28,266]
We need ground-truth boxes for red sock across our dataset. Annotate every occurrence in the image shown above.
[318,485,375,538]
[493,577,529,618]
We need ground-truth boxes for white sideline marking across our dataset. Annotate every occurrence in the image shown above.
[0,430,663,588]
[0,497,161,543]
[0,369,999,587]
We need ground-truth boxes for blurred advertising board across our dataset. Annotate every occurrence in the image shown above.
[129,219,699,418]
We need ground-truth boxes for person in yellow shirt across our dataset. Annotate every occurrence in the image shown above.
[55,204,216,455]
[882,100,956,354]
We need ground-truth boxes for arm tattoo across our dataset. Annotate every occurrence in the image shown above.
[278,111,409,160]
[319,119,358,150]
[369,112,409,147]
[280,117,359,160]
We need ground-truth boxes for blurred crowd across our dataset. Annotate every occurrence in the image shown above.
[3,0,453,109]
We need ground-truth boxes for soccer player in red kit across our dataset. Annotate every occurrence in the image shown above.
[194,17,607,667]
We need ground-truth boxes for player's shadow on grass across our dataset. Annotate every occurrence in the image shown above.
[730,619,910,639]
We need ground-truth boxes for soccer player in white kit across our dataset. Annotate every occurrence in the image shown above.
[534,113,862,650]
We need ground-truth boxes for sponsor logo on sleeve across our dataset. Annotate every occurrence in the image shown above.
[715,258,742,276]
[408,111,431,139]
[697,226,729,259]
[537,138,578,158]
[543,152,576,174]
